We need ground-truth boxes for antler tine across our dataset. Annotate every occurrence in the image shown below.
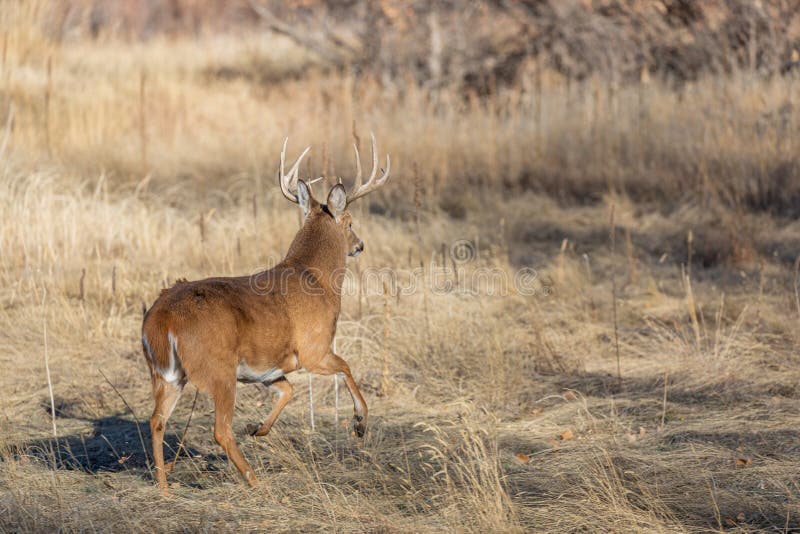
[278,137,293,202]
[367,131,379,185]
[346,131,390,205]
[278,137,310,203]
[352,142,363,191]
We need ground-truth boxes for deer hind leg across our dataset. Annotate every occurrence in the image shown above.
[246,376,293,437]
[309,352,368,437]
[210,380,258,487]
[149,375,183,494]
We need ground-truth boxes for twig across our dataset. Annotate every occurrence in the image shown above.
[356,258,363,319]
[609,205,621,387]
[308,373,315,431]
[380,281,391,397]
[556,238,568,286]
[170,387,199,473]
[0,104,14,161]
[660,371,668,428]
[413,162,431,341]
[98,369,150,472]
[44,56,52,157]
[42,289,57,439]
[785,506,791,534]
[707,474,723,532]
[793,256,800,323]
[684,230,701,351]
[252,194,258,228]
[139,69,148,177]
[333,337,339,430]
[624,226,638,285]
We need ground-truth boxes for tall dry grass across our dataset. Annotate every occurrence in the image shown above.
[2,7,800,216]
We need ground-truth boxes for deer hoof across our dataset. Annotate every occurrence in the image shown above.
[245,422,261,436]
[353,415,366,438]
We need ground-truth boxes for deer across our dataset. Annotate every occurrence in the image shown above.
[141,134,390,494]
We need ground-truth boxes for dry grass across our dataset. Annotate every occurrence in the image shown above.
[2,7,800,533]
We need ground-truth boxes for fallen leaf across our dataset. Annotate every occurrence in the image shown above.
[514,453,531,464]
[736,512,746,522]
[531,407,544,416]
[170,482,180,489]
[560,429,574,441]
[638,426,647,436]
[563,391,577,401]
[625,433,637,443]
[735,457,752,467]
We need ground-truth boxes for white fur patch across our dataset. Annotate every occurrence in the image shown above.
[142,332,185,387]
[162,332,184,385]
[237,362,284,384]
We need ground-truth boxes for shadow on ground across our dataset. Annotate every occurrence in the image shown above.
[552,370,798,407]
[11,414,205,475]
[664,428,800,456]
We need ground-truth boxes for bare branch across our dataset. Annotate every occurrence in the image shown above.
[0,106,15,161]
[248,0,351,65]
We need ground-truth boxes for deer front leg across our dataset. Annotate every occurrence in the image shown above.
[246,376,293,437]
[308,352,368,437]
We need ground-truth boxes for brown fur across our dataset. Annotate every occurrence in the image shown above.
[142,185,367,493]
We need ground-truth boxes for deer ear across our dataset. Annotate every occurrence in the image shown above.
[296,180,313,216]
[327,183,347,219]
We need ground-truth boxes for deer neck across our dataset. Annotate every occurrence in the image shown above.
[282,216,347,290]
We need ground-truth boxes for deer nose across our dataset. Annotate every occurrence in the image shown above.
[355,242,364,254]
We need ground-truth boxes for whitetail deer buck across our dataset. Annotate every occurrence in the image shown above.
[141,134,390,493]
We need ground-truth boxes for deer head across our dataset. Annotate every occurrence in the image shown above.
[278,133,390,261]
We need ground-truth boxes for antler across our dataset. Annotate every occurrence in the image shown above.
[279,138,311,203]
[347,132,391,205]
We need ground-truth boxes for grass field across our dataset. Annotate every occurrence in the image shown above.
[2,3,800,532]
